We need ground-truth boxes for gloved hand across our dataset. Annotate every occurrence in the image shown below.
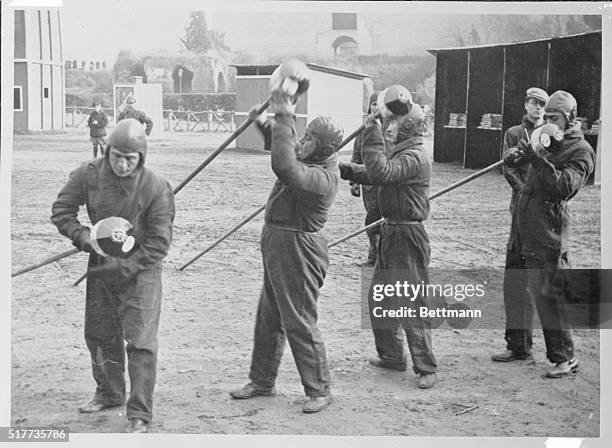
[503,147,526,167]
[269,90,297,115]
[516,139,536,161]
[339,161,353,180]
[350,183,361,197]
[248,104,267,125]
[73,228,94,253]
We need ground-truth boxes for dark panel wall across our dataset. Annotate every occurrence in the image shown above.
[433,51,468,163]
[465,47,504,169]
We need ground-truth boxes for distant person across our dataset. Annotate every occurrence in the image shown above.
[350,91,382,267]
[87,102,108,158]
[118,95,153,136]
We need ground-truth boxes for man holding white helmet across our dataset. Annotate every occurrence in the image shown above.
[508,90,595,378]
[339,85,438,389]
[492,87,549,363]
[51,118,175,432]
[230,61,342,413]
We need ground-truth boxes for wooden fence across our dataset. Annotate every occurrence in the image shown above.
[64,106,235,132]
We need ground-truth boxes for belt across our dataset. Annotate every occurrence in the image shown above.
[384,219,422,225]
[266,222,320,234]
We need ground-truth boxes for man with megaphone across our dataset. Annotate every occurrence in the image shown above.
[229,60,342,413]
[500,91,595,378]
[50,118,175,432]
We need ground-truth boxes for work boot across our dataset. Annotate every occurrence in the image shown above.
[491,350,533,362]
[302,394,333,413]
[546,358,579,378]
[127,418,149,433]
[418,373,437,389]
[77,397,123,413]
[229,382,276,399]
[368,357,407,372]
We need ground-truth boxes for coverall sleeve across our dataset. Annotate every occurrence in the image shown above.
[502,129,525,193]
[532,146,595,201]
[50,165,89,243]
[351,133,363,164]
[115,180,176,279]
[138,111,154,136]
[87,113,94,128]
[270,112,336,196]
[361,124,424,184]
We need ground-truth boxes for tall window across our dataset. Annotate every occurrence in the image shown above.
[332,13,357,30]
[14,87,23,111]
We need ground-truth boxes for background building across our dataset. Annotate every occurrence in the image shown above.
[13,7,65,131]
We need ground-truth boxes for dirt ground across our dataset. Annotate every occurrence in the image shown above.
[10,129,601,436]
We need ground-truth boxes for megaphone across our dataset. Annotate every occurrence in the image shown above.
[530,123,564,155]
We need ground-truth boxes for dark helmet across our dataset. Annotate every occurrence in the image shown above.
[106,118,147,166]
[303,116,344,162]
[545,90,578,128]
[396,103,425,143]
[367,91,380,114]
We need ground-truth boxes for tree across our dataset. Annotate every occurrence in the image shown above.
[112,50,147,83]
[180,12,212,53]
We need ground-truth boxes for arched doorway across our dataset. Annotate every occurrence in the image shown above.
[172,65,193,93]
[332,35,359,58]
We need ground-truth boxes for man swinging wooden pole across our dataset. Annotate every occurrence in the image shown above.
[178,123,367,270]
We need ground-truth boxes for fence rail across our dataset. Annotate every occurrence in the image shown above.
[64,106,235,132]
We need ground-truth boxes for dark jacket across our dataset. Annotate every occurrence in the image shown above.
[255,118,273,151]
[502,115,542,212]
[51,158,175,279]
[516,125,595,257]
[341,124,431,222]
[264,113,339,232]
[87,110,109,137]
[118,107,154,136]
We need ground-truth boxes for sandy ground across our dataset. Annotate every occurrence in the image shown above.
[10,129,600,436]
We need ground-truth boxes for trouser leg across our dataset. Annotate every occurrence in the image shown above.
[248,270,286,389]
[526,253,574,363]
[377,224,437,374]
[84,275,126,404]
[117,268,162,423]
[368,263,405,363]
[363,188,381,263]
[261,226,331,397]
[503,217,533,354]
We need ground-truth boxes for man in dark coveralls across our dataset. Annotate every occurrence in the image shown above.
[117,95,154,136]
[492,87,550,363]
[349,91,382,267]
[339,85,438,389]
[51,118,175,432]
[501,91,595,378]
[230,89,343,413]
